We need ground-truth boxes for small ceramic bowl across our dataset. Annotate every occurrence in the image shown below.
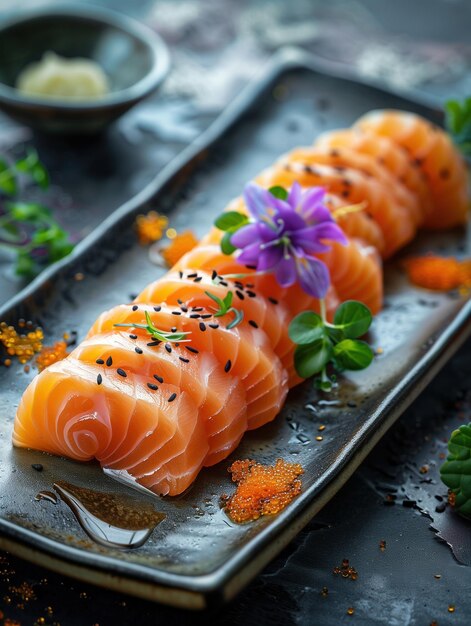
[0,5,170,134]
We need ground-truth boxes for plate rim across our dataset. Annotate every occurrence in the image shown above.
[0,47,469,608]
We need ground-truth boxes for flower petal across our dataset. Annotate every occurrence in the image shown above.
[243,183,289,221]
[288,181,302,209]
[230,223,262,249]
[275,254,297,287]
[296,255,330,299]
[237,242,262,267]
[312,222,348,246]
[257,245,283,271]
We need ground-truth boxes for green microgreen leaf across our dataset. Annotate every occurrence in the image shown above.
[15,149,50,189]
[332,300,372,339]
[223,290,233,310]
[288,311,324,345]
[268,186,288,200]
[445,97,471,158]
[114,311,190,343]
[440,423,471,520]
[294,337,333,378]
[332,339,374,371]
[226,307,244,329]
[214,211,248,232]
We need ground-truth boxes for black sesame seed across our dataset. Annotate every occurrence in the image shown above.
[219,280,228,287]
[117,368,127,378]
[200,314,212,319]
[129,334,138,340]
[187,273,197,278]
[249,320,258,328]
[180,306,188,313]
[185,346,199,354]
[199,322,206,332]
[96,358,105,365]
[209,323,219,329]
[179,356,190,363]
[132,305,138,311]
[177,298,184,305]
[171,327,177,333]
[97,374,103,385]
[192,307,203,312]
[178,271,183,278]
[154,305,161,312]
[224,359,232,373]
[106,356,113,367]
[211,270,218,280]
[235,290,245,300]
[147,382,158,391]
[147,340,161,347]
[246,290,256,298]
[32,463,43,472]
[168,393,177,403]
[190,314,200,319]
[193,276,203,282]
[135,347,143,354]
[154,374,164,383]
[172,311,182,315]
[245,283,254,288]
[165,343,172,353]
[268,297,278,305]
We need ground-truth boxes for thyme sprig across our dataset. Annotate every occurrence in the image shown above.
[204,290,244,329]
[114,311,191,343]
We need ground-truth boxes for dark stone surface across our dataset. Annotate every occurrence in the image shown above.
[0,0,470,624]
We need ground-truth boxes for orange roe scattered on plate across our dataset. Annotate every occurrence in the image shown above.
[160,230,199,267]
[135,211,168,245]
[405,254,471,291]
[0,320,44,364]
[35,340,69,372]
[223,458,304,523]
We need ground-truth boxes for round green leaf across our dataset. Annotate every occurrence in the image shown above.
[333,339,373,370]
[288,311,324,345]
[220,231,237,255]
[268,186,288,200]
[294,337,333,378]
[333,300,372,338]
[214,211,248,232]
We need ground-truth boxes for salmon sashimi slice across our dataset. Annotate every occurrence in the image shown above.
[89,301,288,429]
[255,163,415,258]
[70,331,248,468]
[281,146,423,228]
[315,128,434,223]
[355,110,470,229]
[13,359,208,496]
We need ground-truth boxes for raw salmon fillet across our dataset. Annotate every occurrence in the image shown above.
[13,109,469,496]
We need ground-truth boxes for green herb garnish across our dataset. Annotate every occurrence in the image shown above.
[440,423,471,520]
[445,97,471,158]
[0,149,74,277]
[289,300,374,391]
[214,211,249,256]
[204,290,244,329]
[114,311,191,342]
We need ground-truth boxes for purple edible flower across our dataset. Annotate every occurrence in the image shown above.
[231,182,347,299]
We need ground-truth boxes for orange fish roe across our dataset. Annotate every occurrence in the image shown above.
[160,230,199,267]
[135,211,168,245]
[223,458,304,523]
[35,340,69,372]
[0,321,44,364]
[405,255,471,291]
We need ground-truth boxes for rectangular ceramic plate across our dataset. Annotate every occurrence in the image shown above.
[0,48,470,610]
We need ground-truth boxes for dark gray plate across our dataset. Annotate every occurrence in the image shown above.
[0,48,470,609]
